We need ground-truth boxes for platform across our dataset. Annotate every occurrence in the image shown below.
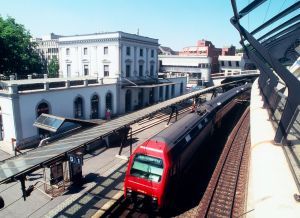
[0,109,183,217]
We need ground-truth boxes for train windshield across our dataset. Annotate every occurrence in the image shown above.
[130,154,164,182]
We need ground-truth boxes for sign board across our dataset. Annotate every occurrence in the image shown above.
[50,163,63,185]
[68,153,83,166]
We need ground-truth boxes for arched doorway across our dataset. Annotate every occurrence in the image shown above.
[180,82,184,95]
[74,97,84,119]
[159,86,163,101]
[149,88,154,105]
[138,89,144,109]
[165,86,169,100]
[36,102,50,137]
[0,107,3,141]
[106,92,113,111]
[125,90,132,113]
[91,94,99,119]
[171,84,175,97]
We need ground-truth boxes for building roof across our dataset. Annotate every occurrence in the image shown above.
[158,46,178,55]
[59,31,159,45]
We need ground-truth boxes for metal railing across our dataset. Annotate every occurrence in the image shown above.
[230,0,300,144]
[230,0,300,191]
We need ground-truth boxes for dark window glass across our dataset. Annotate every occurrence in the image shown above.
[126,65,131,77]
[74,97,83,118]
[151,49,154,58]
[84,65,89,75]
[171,84,175,97]
[106,93,113,111]
[140,48,143,57]
[139,65,143,77]
[104,47,108,54]
[130,154,164,182]
[91,95,99,119]
[104,65,109,77]
[150,64,154,76]
[126,47,131,55]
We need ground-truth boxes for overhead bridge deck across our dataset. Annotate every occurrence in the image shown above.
[0,80,251,184]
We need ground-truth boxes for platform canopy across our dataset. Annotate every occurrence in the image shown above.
[34,113,98,132]
[124,82,176,88]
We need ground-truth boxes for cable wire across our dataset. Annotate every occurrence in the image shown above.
[263,0,272,23]
[279,0,287,12]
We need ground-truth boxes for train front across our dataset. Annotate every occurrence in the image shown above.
[124,140,169,209]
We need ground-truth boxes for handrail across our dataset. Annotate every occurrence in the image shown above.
[230,0,300,145]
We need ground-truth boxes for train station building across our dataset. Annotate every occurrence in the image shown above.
[0,31,186,151]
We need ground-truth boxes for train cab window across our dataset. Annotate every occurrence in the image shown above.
[130,154,163,182]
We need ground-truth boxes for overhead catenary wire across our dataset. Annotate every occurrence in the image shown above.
[279,0,287,12]
[263,0,272,23]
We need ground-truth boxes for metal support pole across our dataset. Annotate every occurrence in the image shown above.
[130,127,132,156]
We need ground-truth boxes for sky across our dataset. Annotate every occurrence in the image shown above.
[0,0,297,50]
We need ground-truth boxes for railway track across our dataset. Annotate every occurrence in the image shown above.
[197,107,250,217]
[131,104,192,135]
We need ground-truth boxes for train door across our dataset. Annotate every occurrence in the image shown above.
[165,160,181,208]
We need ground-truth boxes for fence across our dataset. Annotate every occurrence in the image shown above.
[230,0,300,191]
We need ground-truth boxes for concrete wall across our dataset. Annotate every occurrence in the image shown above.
[17,84,117,140]
[0,95,18,142]
[59,41,120,78]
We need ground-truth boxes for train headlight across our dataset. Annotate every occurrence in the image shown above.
[127,189,132,198]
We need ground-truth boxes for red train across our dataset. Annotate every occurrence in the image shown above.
[124,84,250,209]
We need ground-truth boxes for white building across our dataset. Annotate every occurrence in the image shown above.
[58,32,158,79]
[0,76,185,148]
[218,53,255,76]
[159,55,211,86]
[32,33,62,63]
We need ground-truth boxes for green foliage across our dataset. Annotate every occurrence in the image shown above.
[0,16,46,77]
[236,47,244,53]
[48,56,59,78]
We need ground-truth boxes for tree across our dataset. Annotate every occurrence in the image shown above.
[0,16,46,77]
[236,47,244,53]
[48,56,59,78]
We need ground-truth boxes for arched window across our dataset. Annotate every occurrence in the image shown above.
[125,90,132,113]
[91,94,99,119]
[180,82,184,95]
[37,102,49,117]
[36,102,50,137]
[74,96,84,119]
[106,92,113,111]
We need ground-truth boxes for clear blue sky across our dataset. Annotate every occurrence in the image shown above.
[0,0,296,50]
